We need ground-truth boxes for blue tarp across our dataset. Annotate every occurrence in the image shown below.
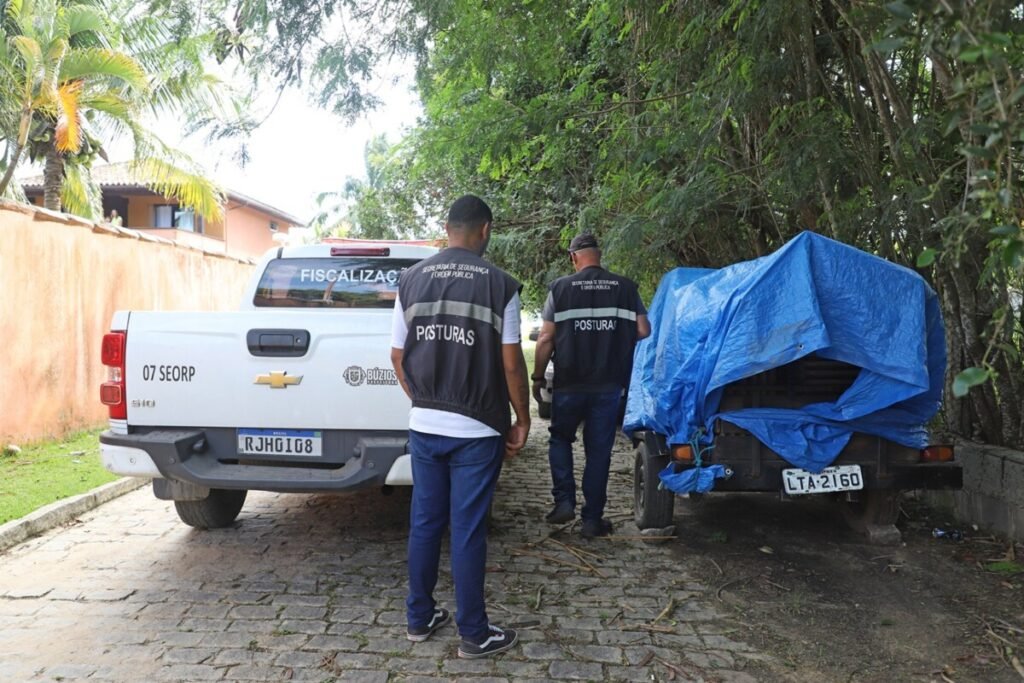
[624,231,945,474]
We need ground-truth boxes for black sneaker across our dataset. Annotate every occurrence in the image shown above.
[545,502,575,524]
[580,518,613,539]
[458,624,519,659]
[406,607,451,642]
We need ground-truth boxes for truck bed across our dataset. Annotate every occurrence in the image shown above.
[708,355,947,490]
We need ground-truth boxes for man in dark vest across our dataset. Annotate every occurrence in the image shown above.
[390,195,530,659]
[532,233,650,538]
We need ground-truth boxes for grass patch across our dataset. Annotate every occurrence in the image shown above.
[986,560,1024,576]
[0,429,115,525]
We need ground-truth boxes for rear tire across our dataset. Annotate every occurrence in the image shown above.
[537,399,552,419]
[174,489,247,529]
[634,442,674,529]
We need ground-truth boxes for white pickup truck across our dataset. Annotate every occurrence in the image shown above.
[98,241,438,528]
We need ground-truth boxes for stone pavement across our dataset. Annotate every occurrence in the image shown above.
[0,426,769,682]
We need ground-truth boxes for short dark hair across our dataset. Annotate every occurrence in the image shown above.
[446,195,493,230]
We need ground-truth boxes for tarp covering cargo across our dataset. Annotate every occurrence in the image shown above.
[623,231,945,474]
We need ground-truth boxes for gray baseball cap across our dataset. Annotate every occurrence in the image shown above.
[568,233,599,252]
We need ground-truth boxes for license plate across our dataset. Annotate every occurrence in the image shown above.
[237,429,322,456]
[782,465,863,495]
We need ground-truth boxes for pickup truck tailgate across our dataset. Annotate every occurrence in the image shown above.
[123,310,406,431]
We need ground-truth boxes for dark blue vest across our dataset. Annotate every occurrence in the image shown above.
[399,248,521,433]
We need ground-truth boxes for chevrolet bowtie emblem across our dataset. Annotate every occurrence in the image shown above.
[255,371,303,389]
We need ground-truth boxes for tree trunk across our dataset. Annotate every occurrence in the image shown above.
[936,261,1006,443]
[43,144,64,212]
[0,143,25,198]
[0,107,34,198]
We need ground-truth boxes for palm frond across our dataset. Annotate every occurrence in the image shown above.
[59,47,146,90]
[10,35,42,77]
[5,0,25,26]
[63,5,107,38]
[78,92,132,120]
[55,79,82,152]
[60,161,102,219]
[40,36,68,101]
[135,156,224,222]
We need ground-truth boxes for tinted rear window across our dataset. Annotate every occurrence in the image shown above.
[253,257,419,308]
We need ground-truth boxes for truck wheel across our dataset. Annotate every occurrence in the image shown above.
[537,400,552,419]
[174,489,247,529]
[634,442,674,529]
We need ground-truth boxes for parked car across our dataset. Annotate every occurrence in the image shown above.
[98,241,437,528]
[626,232,962,543]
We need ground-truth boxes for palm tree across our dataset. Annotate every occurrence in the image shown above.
[0,0,225,221]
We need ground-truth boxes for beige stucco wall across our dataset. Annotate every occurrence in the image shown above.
[0,202,253,444]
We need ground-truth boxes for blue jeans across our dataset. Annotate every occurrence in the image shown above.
[406,430,503,642]
[547,390,621,523]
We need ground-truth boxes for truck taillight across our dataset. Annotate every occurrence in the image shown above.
[100,331,127,419]
[920,445,954,462]
[671,444,693,462]
[101,332,125,366]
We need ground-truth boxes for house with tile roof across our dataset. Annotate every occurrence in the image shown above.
[21,162,306,259]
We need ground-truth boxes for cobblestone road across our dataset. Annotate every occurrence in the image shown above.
[0,426,769,682]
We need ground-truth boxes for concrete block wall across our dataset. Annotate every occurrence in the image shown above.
[926,440,1024,543]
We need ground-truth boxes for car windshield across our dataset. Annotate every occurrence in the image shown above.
[253,257,419,308]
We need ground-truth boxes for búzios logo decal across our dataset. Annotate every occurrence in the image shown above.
[343,366,398,387]
[343,366,366,386]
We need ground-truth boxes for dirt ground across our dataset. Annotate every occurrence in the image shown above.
[648,481,1024,682]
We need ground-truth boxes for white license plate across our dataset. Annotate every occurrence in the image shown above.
[237,429,322,456]
[782,465,863,495]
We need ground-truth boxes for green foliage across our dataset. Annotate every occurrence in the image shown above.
[312,135,426,240]
[332,0,1024,446]
[953,366,991,398]
[113,0,1024,447]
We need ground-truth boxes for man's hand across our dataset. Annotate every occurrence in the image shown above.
[502,342,531,458]
[532,379,544,405]
[390,347,412,399]
[505,419,530,458]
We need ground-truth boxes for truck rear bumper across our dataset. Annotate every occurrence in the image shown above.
[634,430,963,493]
[99,429,412,493]
[101,443,163,477]
[707,461,963,492]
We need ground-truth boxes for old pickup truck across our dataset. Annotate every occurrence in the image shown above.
[98,240,437,528]
[625,232,962,543]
